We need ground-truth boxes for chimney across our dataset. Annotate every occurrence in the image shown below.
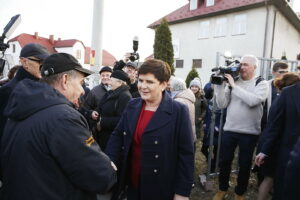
[49,35,54,44]
[34,32,39,39]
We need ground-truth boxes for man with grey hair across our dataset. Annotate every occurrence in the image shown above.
[0,53,117,200]
[212,55,268,200]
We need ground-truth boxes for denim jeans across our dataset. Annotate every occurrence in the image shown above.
[218,131,258,195]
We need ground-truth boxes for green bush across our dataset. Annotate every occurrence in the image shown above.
[153,18,175,75]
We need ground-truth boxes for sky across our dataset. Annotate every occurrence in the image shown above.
[0,0,187,60]
[0,0,300,61]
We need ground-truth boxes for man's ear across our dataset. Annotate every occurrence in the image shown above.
[19,58,28,69]
[60,74,69,91]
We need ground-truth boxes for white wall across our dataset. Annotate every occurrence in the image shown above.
[272,9,300,60]
[55,47,73,54]
[170,7,268,85]
[5,41,22,66]
[55,42,85,65]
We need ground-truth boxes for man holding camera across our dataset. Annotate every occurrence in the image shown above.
[123,61,140,97]
[213,55,268,200]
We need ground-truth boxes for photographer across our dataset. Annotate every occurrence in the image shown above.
[123,62,140,98]
[212,55,268,200]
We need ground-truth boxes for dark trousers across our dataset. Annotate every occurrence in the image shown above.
[201,144,218,172]
[127,184,141,200]
[218,131,258,195]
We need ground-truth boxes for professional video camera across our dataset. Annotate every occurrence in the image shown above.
[210,59,241,85]
[128,36,139,62]
[0,14,21,74]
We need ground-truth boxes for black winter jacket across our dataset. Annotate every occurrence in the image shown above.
[0,79,117,200]
[96,85,131,150]
[0,67,39,145]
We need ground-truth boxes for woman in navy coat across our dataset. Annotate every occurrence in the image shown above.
[105,59,195,200]
[256,81,300,200]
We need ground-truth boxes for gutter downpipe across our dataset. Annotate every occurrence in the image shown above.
[261,0,270,78]
[270,10,277,59]
[262,0,270,58]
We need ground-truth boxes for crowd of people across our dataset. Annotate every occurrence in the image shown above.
[0,43,300,200]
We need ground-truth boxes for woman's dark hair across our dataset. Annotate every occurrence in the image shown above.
[138,59,171,83]
[8,65,21,80]
[274,72,300,91]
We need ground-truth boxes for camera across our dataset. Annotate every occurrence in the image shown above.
[113,59,126,71]
[0,14,21,75]
[211,60,241,85]
[128,36,139,62]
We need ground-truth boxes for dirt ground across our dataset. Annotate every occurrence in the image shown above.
[190,140,259,200]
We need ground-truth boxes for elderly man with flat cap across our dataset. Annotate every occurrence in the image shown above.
[84,66,112,111]
[0,53,117,200]
[0,43,49,145]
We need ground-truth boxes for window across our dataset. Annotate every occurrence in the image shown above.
[214,17,227,37]
[176,60,184,68]
[198,21,210,39]
[190,0,198,10]
[232,14,247,35]
[193,59,202,68]
[12,44,16,53]
[206,0,214,7]
[76,50,81,59]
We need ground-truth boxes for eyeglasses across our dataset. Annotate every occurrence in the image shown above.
[26,57,42,64]
[278,70,288,74]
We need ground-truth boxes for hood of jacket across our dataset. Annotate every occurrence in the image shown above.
[174,89,196,104]
[4,79,72,121]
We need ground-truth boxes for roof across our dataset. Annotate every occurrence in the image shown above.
[102,49,117,66]
[148,0,269,28]
[9,33,117,66]
[148,0,300,33]
[55,39,85,48]
[9,33,56,53]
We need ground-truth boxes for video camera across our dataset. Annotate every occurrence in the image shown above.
[128,36,139,62]
[211,59,241,85]
[0,14,21,74]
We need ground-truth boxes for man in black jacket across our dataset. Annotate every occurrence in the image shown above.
[0,53,117,200]
[84,66,112,111]
[0,43,49,143]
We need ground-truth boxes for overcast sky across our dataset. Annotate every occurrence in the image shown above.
[0,0,299,60]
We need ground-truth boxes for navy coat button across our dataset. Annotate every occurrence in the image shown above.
[123,132,126,136]
[121,146,125,150]
[154,140,158,144]
[155,154,159,158]
[154,169,158,173]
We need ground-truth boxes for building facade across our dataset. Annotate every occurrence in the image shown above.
[149,0,300,84]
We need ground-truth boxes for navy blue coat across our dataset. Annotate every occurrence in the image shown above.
[105,92,195,200]
[0,80,117,200]
[261,82,300,200]
[284,137,300,200]
[0,67,39,145]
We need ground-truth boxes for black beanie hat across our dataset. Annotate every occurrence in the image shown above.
[99,66,112,74]
[111,70,130,85]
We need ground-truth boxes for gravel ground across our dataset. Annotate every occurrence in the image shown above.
[190,140,259,200]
